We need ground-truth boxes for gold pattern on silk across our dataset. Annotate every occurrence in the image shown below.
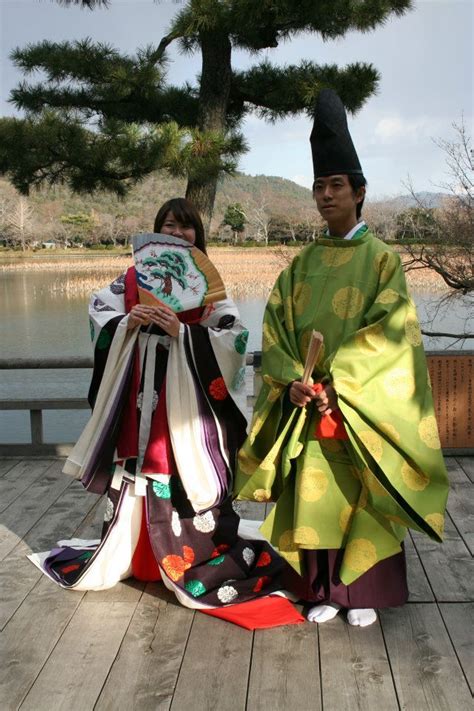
[379,421,401,443]
[279,530,299,562]
[374,251,397,281]
[362,468,388,496]
[375,288,399,304]
[383,368,416,400]
[294,526,320,546]
[267,385,284,403]
[249,414,265,442]
[293,282,312,315]
[339,504,355,533]
[355,323,387,355]
[321,246,355,267]
[262,322,279,352]
[424,512,444,537]
[332,286,365,319]
[253,489,272,502]
[401,461,430,491]
[238,448,261,476]
[333,375,362,396]
[284,296,295,332]
[344,538,377,572]
[268,287,282,306]
[359,431,384,462]
[297,467,329,502]
[292,359,304,377]
[405,312,423,347]
[418,416,441,449]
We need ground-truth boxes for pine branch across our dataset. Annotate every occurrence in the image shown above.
[0,113,243,196]
[231,60,379,120]
[11,81,199,127]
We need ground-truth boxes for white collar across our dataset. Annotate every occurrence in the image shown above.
[343,220,366,240]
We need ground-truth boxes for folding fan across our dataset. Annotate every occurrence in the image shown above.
[132,233,226,312]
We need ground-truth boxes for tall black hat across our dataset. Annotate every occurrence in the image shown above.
[310,89,363,178]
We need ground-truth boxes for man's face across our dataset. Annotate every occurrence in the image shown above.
[313,174,364,224]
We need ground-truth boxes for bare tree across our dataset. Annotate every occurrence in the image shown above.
[244,199,272,245]
[402,119,473,341]
[6,196,34,251]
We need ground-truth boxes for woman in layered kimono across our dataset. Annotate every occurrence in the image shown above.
[30,198,302,628]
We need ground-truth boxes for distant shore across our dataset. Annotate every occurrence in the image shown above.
[0,246,449,297]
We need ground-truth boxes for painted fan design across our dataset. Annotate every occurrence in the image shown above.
[132,233,226,312]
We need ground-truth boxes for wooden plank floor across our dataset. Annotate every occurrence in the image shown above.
[0,456,472,711]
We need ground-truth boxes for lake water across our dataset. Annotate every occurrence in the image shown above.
[1,269,472,443]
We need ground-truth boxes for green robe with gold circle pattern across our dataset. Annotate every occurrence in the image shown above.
[234,230,449,585]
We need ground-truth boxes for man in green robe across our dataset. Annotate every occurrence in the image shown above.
[234,89,449,627]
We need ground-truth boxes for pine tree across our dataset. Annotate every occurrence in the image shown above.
[0,0,412,232]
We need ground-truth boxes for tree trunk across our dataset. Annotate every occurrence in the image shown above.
[185,31,232,237]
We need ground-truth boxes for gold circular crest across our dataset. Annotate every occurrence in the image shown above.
[332,286,365,319]
[374,251,397,281]
[379,421,401,442]
[253,488,272,502]
[293,282,312,315]
[262,322,278,352]
[344,538,377,572]
[424,512,444,537]
[333,375,362,396]
[355,323,387,355]
[339,504,355,534]
[359,430,384,462]
[297,467,329,502]
[401,461,430,491]
[383,368,416,400]
[375,289,399,304]
[418,416,441,449]
[405,312,422,347]
[279,529,299,561]
[362,468,388,496]
[294,526,320,546]
[284,295,295,332]
[268,287,282,306]
[321,246,355,267]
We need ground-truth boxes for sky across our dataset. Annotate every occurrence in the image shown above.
[0,0,472,198]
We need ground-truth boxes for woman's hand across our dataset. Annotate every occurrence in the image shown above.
[127,305,157,330]
[127,304,180,337]
[151,304,180,337]
[314,383,338,416]
[289,381,315,407]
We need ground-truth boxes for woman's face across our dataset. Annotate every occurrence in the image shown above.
[160,211,196,245]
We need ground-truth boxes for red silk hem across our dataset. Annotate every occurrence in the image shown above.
[201,597,305,630]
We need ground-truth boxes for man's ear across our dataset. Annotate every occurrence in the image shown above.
[356,186,366,204]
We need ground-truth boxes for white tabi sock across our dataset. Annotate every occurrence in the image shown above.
[307,603,341,623]
[347,608,377,627]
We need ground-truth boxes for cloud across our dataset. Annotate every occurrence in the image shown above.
[374,115,443,144]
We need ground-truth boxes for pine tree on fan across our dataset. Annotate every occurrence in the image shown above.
[0,0,412,232]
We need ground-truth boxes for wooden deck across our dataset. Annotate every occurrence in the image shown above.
[0,456,472,711]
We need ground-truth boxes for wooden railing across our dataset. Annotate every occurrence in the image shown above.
[0,351,472,457]
[0,354,261,457]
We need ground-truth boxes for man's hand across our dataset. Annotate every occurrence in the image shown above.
[289,380,338,414]
[314,383,338,416]
[289,381,315,407]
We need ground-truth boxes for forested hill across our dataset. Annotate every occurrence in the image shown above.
[0,172,315,236]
